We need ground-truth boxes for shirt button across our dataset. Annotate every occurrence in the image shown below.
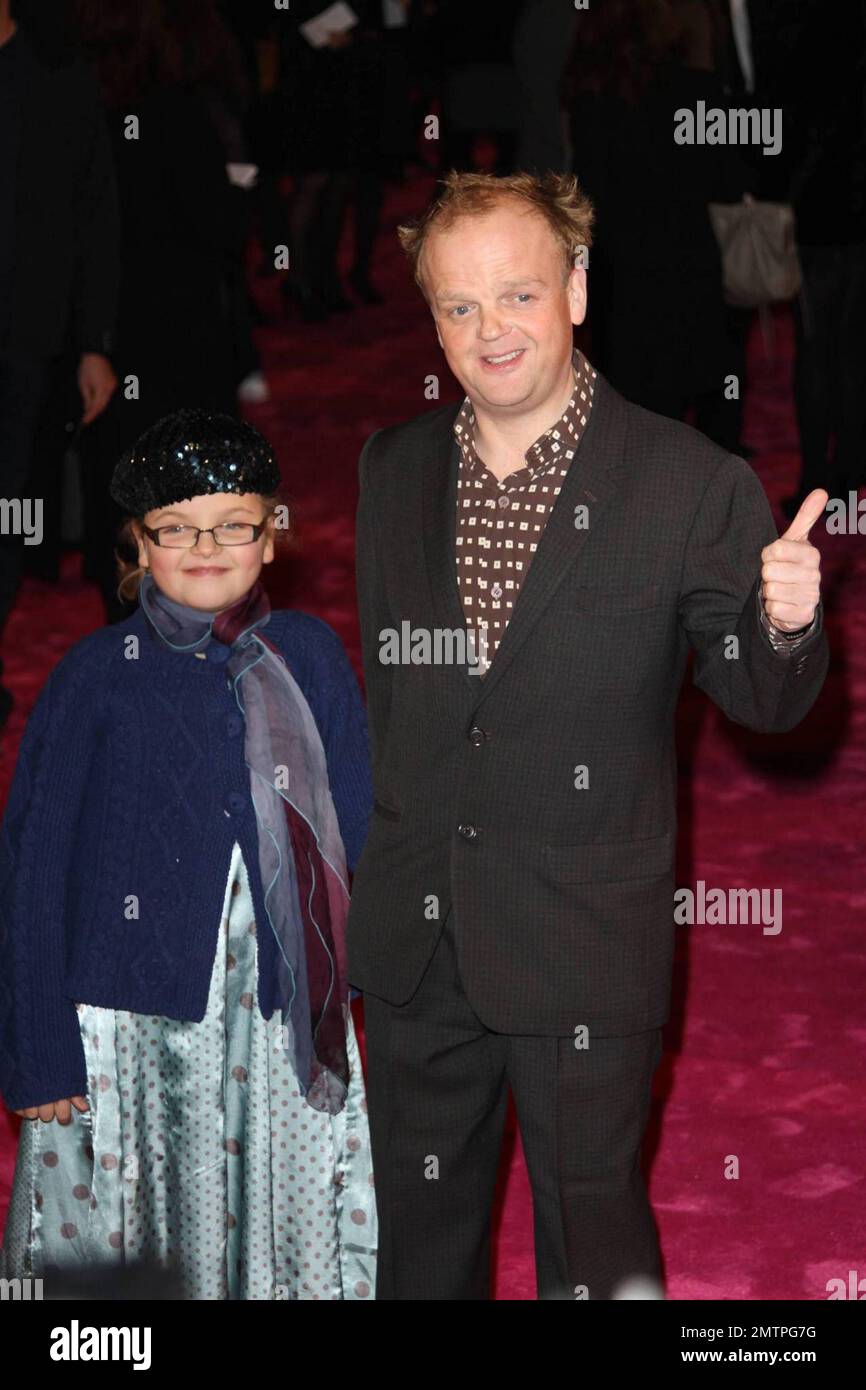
[206,644,231,664]
[468,726,486,747]
[457,823,478,840]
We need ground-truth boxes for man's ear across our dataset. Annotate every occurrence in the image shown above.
[566,265,588,328]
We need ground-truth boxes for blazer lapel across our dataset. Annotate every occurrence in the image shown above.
[421,373,628,706]
[421,406,479,692]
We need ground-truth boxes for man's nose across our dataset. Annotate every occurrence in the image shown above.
[477,305,510,340]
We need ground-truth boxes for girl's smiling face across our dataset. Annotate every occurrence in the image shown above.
[136,492,275,612]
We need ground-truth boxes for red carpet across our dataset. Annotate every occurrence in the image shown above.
[1,177,863,1300]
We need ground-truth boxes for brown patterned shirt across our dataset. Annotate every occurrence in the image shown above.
[453,347,597,674]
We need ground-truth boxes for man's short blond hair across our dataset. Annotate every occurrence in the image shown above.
[397,170,595,296]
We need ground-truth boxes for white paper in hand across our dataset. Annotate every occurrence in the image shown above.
[299,3,359,49]
[226,163,258,190]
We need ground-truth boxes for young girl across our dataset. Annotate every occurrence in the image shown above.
[0,407,377,1300]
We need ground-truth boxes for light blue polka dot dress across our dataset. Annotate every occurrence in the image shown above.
[0,842,377,1299]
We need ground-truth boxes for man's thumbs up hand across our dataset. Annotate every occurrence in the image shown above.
[761,488,826,632]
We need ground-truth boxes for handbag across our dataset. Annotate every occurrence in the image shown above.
[708,193,802,307]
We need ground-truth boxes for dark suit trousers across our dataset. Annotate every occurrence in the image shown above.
[362,906,663,1300]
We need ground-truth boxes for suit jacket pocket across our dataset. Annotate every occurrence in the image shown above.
[571,584,662,615]
[373,797,402,822]
[543,830,673,883]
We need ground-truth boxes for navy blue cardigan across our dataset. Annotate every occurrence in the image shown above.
[0,605,373,1111]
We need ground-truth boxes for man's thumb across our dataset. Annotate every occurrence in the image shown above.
[781,489,828,542]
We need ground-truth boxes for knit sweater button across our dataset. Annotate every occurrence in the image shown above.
[226,714,243,736]
[206,644,230,664]
[227,791,246,814]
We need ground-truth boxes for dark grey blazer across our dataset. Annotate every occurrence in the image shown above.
[346,372,828,1035]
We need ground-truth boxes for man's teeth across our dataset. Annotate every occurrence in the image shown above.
[485,349,523,363]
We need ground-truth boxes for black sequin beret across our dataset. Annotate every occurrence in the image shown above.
[109,407,281,515]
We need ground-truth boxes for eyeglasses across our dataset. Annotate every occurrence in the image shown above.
[142,517,270,548]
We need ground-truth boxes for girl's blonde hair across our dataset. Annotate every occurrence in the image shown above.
[114,490,292,605]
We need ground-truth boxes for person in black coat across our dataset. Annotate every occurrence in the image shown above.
[0,0,118,725]
[564,0,750,451]
[71,0,239,621]
[273,0,396,315]
[781,0,866,513]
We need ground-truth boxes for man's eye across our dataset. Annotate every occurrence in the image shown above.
[449,305,471,317]
[514,294,534,303]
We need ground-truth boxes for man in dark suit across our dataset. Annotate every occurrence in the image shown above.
[347,171,828,1300]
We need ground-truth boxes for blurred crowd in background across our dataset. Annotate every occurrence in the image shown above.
[0,0,864,726]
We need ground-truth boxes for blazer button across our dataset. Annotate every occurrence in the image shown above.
[468,725,486,746]
[457,823,478,840]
